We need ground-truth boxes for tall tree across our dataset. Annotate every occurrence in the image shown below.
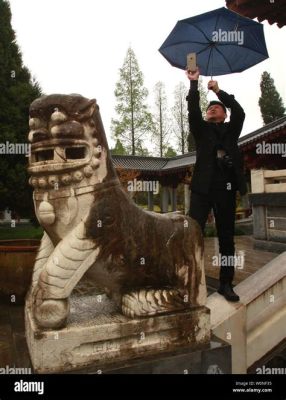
[172,82,189,154]
[111,47,153,155]
[0,0,42,217]
[259,71,285,125]
[152,81,171,157]
[172,79,208,154]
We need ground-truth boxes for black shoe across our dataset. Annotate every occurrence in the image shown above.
[218,282,240,302]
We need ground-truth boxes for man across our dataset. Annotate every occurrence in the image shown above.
[186,67,247,302]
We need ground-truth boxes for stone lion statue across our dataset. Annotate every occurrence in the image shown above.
[27,94,206,330]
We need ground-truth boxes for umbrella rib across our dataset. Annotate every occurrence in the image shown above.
[205,46,214,77]
[163,40,209,47]
[196,43,214,55]
[215,46,234,73]
[214,13,221,33]
[181,21,211,43]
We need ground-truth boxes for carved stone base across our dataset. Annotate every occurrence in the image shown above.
[93,336,231,374]
[25,291,210,373]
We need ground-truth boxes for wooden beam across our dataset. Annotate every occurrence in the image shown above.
[233,0,259,6]
[270,12,286,26]
[264,169,286,179]
[240,3,273,19]
[226,0,286,27]
[265,183,286,193]
[256,4,286,21]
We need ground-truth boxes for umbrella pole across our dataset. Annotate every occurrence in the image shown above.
[211,48,213,80]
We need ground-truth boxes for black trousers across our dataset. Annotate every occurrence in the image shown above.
[189,189,236,283]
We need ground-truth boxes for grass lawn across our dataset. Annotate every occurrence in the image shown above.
[0,224,43,240]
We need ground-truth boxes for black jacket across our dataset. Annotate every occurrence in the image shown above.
[186,80,247,196]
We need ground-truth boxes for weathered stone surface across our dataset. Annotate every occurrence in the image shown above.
[75,336,231,374]
[26,94,207,330]
[0,323,14,367]
[25,291,210,373]
[25,94,209,373]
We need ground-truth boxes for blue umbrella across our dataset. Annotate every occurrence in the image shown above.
[159,7,269,76]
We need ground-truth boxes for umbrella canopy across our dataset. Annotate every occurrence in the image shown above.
[159,7,269,76]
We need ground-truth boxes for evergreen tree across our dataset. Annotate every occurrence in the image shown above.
[136,139,150,156]
[110,139,128,155]
[152,81,171,157]
[164,146,177,157]
[0,0,42,217]
[259,71,285,125]
[111,47,153,155]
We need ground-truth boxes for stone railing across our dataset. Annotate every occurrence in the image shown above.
[207,251,286,373]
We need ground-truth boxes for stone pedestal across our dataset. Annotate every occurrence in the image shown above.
[75,335,231,374]
[25,291,211,374]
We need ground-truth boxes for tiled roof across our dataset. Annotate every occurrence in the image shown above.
[161,152,196,170]
[112,155,167,171]
[112,152,196,172]
[238,116,286,147]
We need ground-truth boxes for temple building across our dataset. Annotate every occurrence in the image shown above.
[112,116,286,215]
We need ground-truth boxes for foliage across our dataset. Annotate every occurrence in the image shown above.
[0,0,42,217]
[111,47,152,155]
[172,81,189,154]
[152,81,171,157]
[258,71,285,125]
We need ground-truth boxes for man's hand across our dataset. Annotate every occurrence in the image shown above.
[208,80,220,93]
[186,66,200,81]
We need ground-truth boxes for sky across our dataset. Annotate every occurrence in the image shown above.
[8,0,286,149]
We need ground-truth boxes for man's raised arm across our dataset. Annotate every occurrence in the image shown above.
[208,80,245,139]
[186,68,205,138]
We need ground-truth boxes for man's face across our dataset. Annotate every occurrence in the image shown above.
[206,105,226,123]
